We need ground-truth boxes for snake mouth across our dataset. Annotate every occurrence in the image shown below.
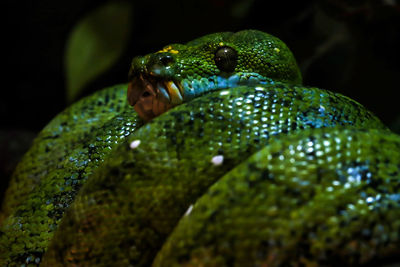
[128,74,184,121]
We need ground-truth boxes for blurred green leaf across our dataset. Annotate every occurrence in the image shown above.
[65,1,133,103]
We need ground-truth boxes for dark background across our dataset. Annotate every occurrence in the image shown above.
[2,0,400,200]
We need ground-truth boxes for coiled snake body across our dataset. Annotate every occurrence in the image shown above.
[1,30,399,266]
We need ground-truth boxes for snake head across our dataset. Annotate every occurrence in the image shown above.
[128,30,303,121]
[128,50,184,121]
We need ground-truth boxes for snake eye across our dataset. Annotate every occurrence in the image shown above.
[214,46,238,72]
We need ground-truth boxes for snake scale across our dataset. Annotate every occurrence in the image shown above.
[0,30,399,266]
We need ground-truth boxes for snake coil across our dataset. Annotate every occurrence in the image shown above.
[1,30,399,266]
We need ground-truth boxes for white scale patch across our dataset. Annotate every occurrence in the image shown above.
[184,204,194,216]
[129,140,141,149]
[219,90,230,96]
[211,155,224,166]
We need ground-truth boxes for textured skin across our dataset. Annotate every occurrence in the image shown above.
[1,30,399,266]
[0,85,138,220]
[0,86,143,265]
[153,128,400,267]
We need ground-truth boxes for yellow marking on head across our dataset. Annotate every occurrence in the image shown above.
[157,46,179,54]
[274,47,280,53]
[219,42,224,46]
[157,46,172,53]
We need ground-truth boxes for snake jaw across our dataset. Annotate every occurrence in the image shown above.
[128,74,183,121]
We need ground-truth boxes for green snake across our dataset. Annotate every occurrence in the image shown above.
[1,30,399,266]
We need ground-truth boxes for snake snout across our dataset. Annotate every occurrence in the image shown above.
[128,75,153,106]
[128,75,183,121]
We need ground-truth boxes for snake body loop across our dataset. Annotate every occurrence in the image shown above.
[1,30,399,266]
